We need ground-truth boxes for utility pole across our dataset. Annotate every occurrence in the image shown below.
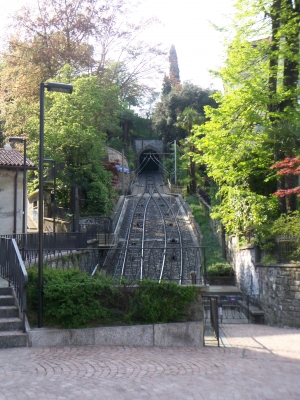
[122,149,125,195]
[174,140,177,185]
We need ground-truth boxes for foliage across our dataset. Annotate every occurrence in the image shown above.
[163,141,188,185]
[271,157,300,197]
[207,263,234,277]
[153,82,217,144]
[191,0,300,235]
[260,211,300,262]
[185,195,228,268]
[25,69,118,214]
[168,45,180,86]
[27,268,199,329]
[6,0,165,104]
[177,107,205,193]
[126,280,197,324]
[270,211,300,237]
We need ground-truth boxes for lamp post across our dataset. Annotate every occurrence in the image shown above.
[39,82,73,328]
[44,158,56,234]
[9,137,27,259]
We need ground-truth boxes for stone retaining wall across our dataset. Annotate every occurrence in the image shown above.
[28,321,204,347]
[256,264,300,328]
[206,276,235,286]
[226,235,300,327]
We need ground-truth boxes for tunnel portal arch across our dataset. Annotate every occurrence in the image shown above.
[135,139,164,175]
[139,149,161,173]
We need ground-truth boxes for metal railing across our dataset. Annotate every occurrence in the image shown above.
[111,196,126,233]
[0,238,28,332]
[272,236,300,263]
[4,232,90,251]
[204,295,219,347]
[2,232,114,273]
[205,293,264,324]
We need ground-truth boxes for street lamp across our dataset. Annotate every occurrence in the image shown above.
[9,137,27,259]
[39,82,73,328]
[44,158,56,234]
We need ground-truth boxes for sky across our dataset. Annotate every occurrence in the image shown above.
[0,0,236,91]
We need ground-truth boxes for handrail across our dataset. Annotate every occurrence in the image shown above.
[0,238,28,333]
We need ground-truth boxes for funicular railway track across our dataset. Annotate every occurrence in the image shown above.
[102,172,201,284]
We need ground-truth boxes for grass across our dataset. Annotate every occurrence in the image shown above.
[185,195,232,273]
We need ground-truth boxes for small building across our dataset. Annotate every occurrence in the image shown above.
[0,144,36,235]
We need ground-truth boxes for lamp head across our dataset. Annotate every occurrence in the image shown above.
[44,82,73,94]
[9,137,25,143]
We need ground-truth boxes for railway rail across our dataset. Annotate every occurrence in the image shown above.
[102,173,202,284]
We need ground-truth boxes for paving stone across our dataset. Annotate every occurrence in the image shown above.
[0,325,299,398]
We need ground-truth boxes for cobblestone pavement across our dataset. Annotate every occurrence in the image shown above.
[0,324,300,399]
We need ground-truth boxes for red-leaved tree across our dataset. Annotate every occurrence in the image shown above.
[271,158,300,198]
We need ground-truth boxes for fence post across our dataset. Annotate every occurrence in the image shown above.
[203,248,207,285]
[190,271,196,284]
[247,295,250,323]
[210,296,219,347]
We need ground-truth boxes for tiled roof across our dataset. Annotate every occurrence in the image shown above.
[0,149,36,169]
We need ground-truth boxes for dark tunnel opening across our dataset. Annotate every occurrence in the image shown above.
[139,150,160,172]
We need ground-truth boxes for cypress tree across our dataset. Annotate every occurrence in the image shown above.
[169,44,180,85]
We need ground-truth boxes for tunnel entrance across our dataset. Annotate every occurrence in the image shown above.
[139,150,160,172]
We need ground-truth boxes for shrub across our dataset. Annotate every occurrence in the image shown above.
[27,267,118,328]
[126,280,198,324]
[207,263,234,276]
[26,269,199,328]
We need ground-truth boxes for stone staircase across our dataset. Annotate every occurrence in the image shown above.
[0,286,27,348]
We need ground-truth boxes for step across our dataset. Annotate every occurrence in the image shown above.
[0,287,12,296]
[0,306,19,319]
[0,318,23,331]
[0,296,15,307]
[0,331,27,348]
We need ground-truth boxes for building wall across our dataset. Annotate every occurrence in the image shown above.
[28,191,39,229]
[0,169,23,235]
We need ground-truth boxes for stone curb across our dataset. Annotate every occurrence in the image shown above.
[28,321,203,347]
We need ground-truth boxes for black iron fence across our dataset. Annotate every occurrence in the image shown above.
[259,236,300,263]
[204,295,219,347]
[4,232,89,251]
[1,232,110,272]
[0,238,27,332]
[204,293,264,325]
[2,230,116,251]
[25,248,102,274]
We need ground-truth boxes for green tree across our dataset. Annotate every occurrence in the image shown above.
[169,45,180,86]
[153,82,216,144]
[176,107,204,193]
[192,0,300,235]
[27,69,120,214]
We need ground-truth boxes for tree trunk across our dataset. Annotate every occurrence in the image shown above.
[281,0,300,212]
[268,0,281,115]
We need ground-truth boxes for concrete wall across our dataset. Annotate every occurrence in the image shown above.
[134,139,163,154]
[28,321,203,347]
[0,169,23,235]
[227,235,260,295]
